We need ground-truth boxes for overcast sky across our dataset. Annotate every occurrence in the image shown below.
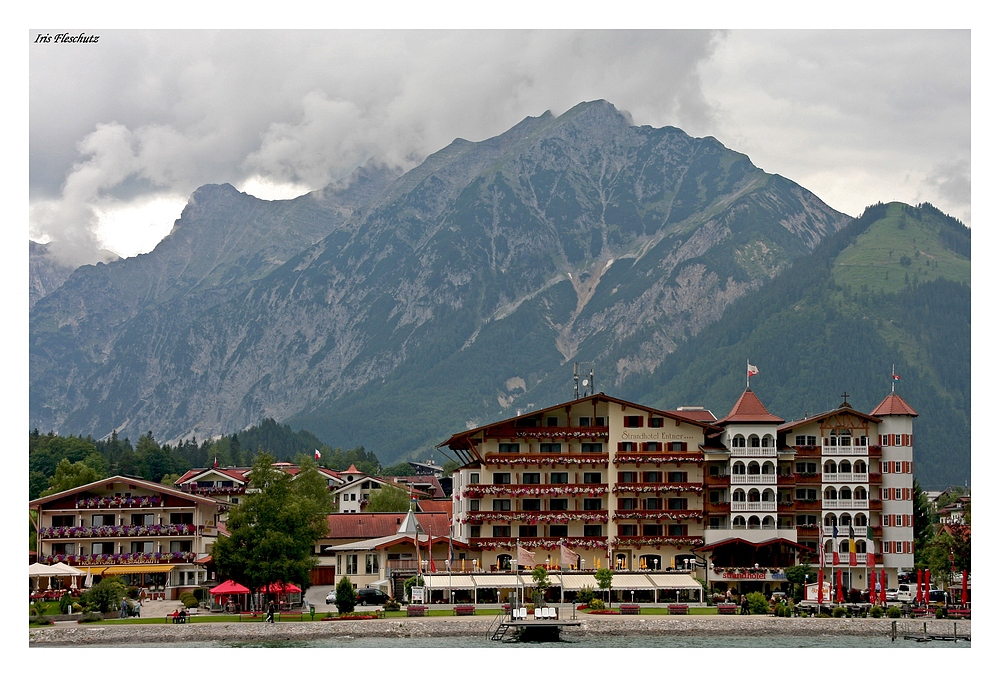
[26,27,972,267]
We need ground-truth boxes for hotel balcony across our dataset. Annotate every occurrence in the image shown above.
[730,501,777,513]
[613,535,703,548]
[485,453,609,467]
[468,536,608,551]
[41,551,198,566]
[613,482,703,495]
[488,425,609,440]
[705,502,730,515]
[728,448,777,458]
[821,499,871,510]
[794,499,822,511]
[463,483,608,498]
[463,510,608,525]
[39,524,200,539]
[705,474,730,487]
[821,553,883,566]
[729,474,777,485]
[821,473,871,483]
[821,525,882,538]
[795,473,821,485]
[613,452,703,466]
[612,510,703,522]
[793,446,822,458]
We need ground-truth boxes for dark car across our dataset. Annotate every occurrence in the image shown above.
[356,587,389,606]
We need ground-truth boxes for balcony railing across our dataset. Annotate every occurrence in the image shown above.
[488,425,609,440]
[39,524,200,539]
[613,452,702,465]
[821,445,871,456]
[41,551,198,566]
[728,447,777,458]
[75,496,165,509]
[821,526,881,537]
[612,510,703,522]
[613,482,703,495]
[730,474,777,485]
[182,484,247,495]
[822,553,883,566]
[795,473,822,484]
[793,446,822,458]
[484,453,608,467]
[612,535,703,547]
[730,501,777,512]
[462,484,607,498]
[468,536,608,550]
[461,510,608,525]
[822,473,870,483]
[821,499,870,510]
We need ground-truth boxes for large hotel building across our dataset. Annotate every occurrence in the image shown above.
[443,387,916,596]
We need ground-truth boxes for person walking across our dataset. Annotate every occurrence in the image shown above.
[120,596,129,618]
[740,594,750,615]
[266,600,276,623]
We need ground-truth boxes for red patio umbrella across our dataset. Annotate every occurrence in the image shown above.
[880,569,887,605]
[817,569,824,604]
[260,582,302,593]
[915,568,923,604]
[869,570,876,604]
[925,568,931,603]
[836,572,844,603]
[210,580,250,595]
[961,570,968,607]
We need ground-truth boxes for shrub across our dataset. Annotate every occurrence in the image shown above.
[747,591,769,615]
[576,585,596,605]
[832,606,847,618]
[192,587,206,601]
[383,599,401,611]
[182,595,199,608]
[935,607,945,619]
[870,605,884,618]
[818,612,832,618]
[335,576,356,614]
[886,606,902,618]
[79,612,104,623]
[588,598,605,610]
[59,592,74,614]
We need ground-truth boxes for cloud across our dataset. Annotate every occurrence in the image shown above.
[29,29,970,265]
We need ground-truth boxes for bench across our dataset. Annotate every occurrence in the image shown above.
[279,611,304,621]
[239,611,262,622]
[717,604,737,615]
[668,604,689,615]
[454,605,476,616]
[165,614,190,624]
[406,605,427,617]
[620,604,640,615]
[946,608,971,618]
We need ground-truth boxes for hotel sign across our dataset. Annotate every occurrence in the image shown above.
[620,432,696,441]
[719,571,787,581]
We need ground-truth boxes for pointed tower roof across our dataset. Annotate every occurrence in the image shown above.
[395,506,425,536]
[870,392,919,417]
[715,388,784,425]
[344,464,361,474]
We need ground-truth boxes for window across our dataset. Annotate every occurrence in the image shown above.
[643,441,662,451]
[549,498,568,510]
[518,525,538,537]
[795,488,817,501]
[547,416,559,427]
[131,541,154,553]
[895,488,902,500]
[579,417,591,427]
[498,443,520,454]
[551,472,569,484]
[522,499,541,511]
[470,472,480,484]
[649,417,664,428]
[583,498,603,511]
[131,513,155,526]
[469,499,480,511]
[643,497,662,510]
[346,554,358,575]
[52,515,74,528]
[92,514,115,527]
[642,471,662,483]
[522,473,541,485]
[668,498,688,510]
[642,524,662,536]
[583,472,602,484]
[667,471,687,483]
[795,435,806,446]
[169,513,193,525]
[492,499,511,511]
[668,524,688,537]
[581,443,603,453]
[492,473,511,484]
[169,540,192,552]
[549,525,568,537]
[539,443,561,453]
[583,525,603,537]
[595,417,606,426]
[795,515,817,526]
[618,441,636,452]
[617,471,637,483]
[492,526,511,537]
[624,415,644,428]
[619,498,637,510]
[731,435,745,448]
[92,542,114,555]
[618,524,637,536]
[667,441,687,451]
[470,526,481,538]
[894,461,902,473]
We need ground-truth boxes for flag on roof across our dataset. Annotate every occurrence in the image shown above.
[892,373,901,381]
[747,363,759,377]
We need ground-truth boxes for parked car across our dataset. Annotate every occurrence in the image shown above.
[356,587,389,606]
[927,589,949,606]
[895,583,915,603]
[325,590,337,605]
[885,588,898,601]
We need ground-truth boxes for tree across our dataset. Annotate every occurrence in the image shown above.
[81,576,127,614]
[913,482,935,557]
[335,576,356,614]
[442,459,460,475]
[40,458,103,496]
[364,484,411,512]
[212,453,332,598]
[594,567,614,606]
[381,462,415,476]
[783,564,814,602]
[531,566,551,604]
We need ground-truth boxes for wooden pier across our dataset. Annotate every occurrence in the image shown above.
[488,608,581,642]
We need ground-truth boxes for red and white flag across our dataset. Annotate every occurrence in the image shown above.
[517,544,535,569]
[892,373,901,381]
[747,363,759,378]
[314,449,321,460]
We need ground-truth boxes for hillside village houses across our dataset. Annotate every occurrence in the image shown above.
[30,384,919,605]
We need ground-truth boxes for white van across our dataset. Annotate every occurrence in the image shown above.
[895,583,915,603]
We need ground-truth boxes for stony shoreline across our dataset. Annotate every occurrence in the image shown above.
[29,614,971,646]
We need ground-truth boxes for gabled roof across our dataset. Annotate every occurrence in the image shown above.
[778,405,882,432]
[175,467,251,486]
[870,392,919,417]
[30,475,224,510]
[323,512,452,540]
[714,389,784,425]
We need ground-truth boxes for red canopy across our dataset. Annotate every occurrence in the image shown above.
[210,580,250,595]
[259,582,302,593]
[961,570,968,607]
[880,570,887,605]
[817,569,824,604]
[836,573,844,603]
[915,569,923,604]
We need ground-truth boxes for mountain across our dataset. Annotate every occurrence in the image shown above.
[29,241,115,308]
[31,100,851,465]
[629,201,971,489]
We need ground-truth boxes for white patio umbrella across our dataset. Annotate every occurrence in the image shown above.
[29,563,55,593]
